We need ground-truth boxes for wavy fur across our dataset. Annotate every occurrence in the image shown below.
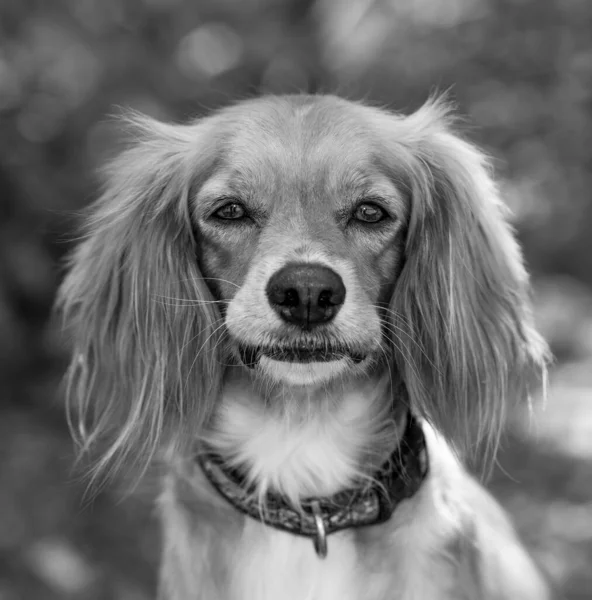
[376,98,549,463]
[58,115,222,481]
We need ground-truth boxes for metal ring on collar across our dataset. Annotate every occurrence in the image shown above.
[310,500,327,558]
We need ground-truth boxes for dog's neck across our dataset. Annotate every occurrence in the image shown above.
[204,367,406,508]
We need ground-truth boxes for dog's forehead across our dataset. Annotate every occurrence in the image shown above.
[220,95,372,140]
[215,96,381,189]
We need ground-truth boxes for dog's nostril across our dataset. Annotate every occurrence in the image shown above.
[318,288,343,308]
[284,288,300,308]
[267,286,300,307]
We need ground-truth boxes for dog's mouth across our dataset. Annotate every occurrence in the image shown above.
[238,343,366,368]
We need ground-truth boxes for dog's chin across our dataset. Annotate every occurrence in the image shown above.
[258,356,353,386]
[237,344,369,386]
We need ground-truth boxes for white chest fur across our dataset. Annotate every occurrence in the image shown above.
[230,523,361,600]
[205,375,399,507]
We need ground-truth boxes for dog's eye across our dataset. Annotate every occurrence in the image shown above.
[214,202,246,220]
[353,202,386,224]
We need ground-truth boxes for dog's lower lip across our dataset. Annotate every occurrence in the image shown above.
[238,344,366,365]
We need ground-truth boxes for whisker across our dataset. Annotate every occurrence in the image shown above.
[379,323,428,382]
[378,318,426,356]
[373,304,442,374]
[179,315,225,355]
[153,295,225,307]
[185,320,228,388]
[200,277,241,289]
[372,304,414,324]
[169,276,241,289]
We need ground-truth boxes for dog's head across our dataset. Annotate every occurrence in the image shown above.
[58,95,548,477]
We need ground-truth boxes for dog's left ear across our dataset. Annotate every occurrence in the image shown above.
[384,98,549,461]
[56,112,222,482]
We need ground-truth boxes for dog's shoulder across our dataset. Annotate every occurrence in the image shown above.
[452,479,550,600]
[422,425,550,600]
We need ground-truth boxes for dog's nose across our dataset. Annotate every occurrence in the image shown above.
[266,263,346,328]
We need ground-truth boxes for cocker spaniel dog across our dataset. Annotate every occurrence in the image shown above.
[58,95,550,599]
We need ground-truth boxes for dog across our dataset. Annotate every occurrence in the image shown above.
[58,94,551,599]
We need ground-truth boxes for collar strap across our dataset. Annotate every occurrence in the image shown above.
[198,413,428,558]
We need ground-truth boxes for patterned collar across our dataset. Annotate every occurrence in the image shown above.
[198,413,428,558]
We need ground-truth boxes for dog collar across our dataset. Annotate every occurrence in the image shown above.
[198,413,428,559]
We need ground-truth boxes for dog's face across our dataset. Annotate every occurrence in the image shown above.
[192,98,408,386]
[58,94,548,476]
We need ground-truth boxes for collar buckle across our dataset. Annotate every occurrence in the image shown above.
[310,500,327,558]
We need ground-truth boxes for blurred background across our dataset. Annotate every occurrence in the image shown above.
[1,0,591,598]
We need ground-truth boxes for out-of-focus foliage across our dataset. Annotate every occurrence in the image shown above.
[0,0,591,598]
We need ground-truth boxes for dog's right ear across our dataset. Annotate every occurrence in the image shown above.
[57,113,222,482]
[380,98,548,466]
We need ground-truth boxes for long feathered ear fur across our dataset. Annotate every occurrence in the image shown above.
[57,114,221,482]
[385,97,549,465]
